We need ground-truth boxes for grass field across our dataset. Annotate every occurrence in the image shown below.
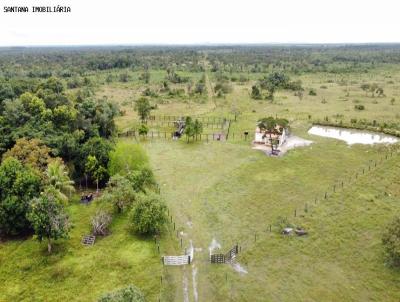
[143,136,400,301]
[0,200,169,302]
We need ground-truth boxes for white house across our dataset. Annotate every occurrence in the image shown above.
[254,126,287,148]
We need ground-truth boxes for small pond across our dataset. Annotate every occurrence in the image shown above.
[308,125,399,145]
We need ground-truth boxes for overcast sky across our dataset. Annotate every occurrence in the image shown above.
[1,0,400,46]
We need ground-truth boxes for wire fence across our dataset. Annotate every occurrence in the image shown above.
[219,145,400,258]
[117,129,256,142]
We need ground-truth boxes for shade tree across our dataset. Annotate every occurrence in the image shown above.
[129,192,167,235]
[134,97,152,123]
[0,157,41,235]
[27,187,70,253]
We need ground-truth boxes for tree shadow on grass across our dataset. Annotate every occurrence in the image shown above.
[0,229,33,243]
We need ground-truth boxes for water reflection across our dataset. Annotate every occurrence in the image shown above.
[308,126,399,145]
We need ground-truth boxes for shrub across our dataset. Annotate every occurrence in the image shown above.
[98,285,145,302]
[214,82,233,95]
[127,167,156,193]
[108,142,148,176]
[119,73,130,83]
[91,210,112,236]
[142,88,157,97]
[194,82,206,95]
[251,85,262,100]
[354,105,365,111]
[98,174,136,213]
[382,216,400,267]
[309,89,317,96]
[130,193,167,235]
[138,124,149,137]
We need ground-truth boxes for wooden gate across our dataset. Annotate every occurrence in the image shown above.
[225,245,239,263]
[163,255,191,266]
[210,253,225,264]
[210,245,239,264]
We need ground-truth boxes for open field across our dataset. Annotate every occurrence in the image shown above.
[109,62,400,301]
[142,136,400,301]
[108,66,400,137]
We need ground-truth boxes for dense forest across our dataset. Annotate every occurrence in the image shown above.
[2,44,400,78]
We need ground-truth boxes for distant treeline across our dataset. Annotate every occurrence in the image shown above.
[2,44,400,78]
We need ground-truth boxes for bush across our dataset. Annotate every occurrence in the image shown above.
[108,142,148,176]
[98,285,145,302]
[138,124,149,137]
[308,89,317,96]
[214,82,233,95]
[130,193,167,235]
[127,167,156,193]
[142,88,157,97]
[91,210,112,236]
[98,174,136,213]
[354,105,365,111]
[251,85,262,100]
[382,216,400,267]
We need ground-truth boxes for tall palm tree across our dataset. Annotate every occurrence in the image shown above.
[46,159,75,202]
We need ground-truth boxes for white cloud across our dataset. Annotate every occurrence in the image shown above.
[0,0,399,45]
